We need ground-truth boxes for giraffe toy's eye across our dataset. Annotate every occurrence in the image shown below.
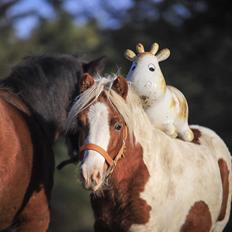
[131,63,136,71]
[148,64,155,72]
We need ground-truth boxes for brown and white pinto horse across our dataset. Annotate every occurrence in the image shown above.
[66,73,232,232]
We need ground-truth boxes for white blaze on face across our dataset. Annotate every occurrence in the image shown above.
[127,54,164,99]
[81,102,110,187]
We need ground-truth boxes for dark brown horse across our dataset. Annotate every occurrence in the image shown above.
[0,55,104,231]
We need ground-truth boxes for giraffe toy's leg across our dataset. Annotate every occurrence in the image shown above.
[179,126,194,142]
[162,123,178,138]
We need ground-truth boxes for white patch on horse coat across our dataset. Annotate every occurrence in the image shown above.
[82,102,110,172]
[130,125,231,232]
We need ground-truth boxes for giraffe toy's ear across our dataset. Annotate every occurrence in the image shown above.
[124,49,136,61]
[156,48,171,62]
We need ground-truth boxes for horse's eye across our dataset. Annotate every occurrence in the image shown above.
[148,64,155,72]
[114,122,122,131]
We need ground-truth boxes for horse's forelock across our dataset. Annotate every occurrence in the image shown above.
[66,75,154,151]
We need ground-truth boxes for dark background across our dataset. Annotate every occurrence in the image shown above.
[0,0,231,231]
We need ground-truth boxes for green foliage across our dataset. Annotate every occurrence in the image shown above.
[31,16,102,54]
[50,139,93,232]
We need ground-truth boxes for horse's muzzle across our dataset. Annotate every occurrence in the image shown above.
[80,166,103,192]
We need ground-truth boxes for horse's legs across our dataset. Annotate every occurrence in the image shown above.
[16,186,50,232]
[94,220,113,232]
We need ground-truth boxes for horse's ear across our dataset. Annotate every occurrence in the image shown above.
[80,73,95,93]
[112,76,128,99]
[83,56,106,75]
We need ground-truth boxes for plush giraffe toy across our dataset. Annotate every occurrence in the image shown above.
[125,42,194,142]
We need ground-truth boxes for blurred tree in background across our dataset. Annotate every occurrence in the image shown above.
[0,0,231,231]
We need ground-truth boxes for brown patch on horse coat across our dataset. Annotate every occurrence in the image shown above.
[180,201,212,232]
[217,159,229,221]
[191,129,201,145]
[177,128,201,144]
[91,141,151,232]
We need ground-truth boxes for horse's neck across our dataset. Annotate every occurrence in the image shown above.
[8,87,75,145]
[91,141,151,230]
[0,55,81,143]
[36,97,70,143]
[112,141,146,185]
[30,83,78,142]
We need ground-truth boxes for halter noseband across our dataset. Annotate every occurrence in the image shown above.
[80,126,128,171]
[57,126,128,173]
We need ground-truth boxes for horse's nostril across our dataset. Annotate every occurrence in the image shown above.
[80,166,102,191]
[96,171,101,180]
[91,170,101,184]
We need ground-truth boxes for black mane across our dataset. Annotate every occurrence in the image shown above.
[0,54,83,142]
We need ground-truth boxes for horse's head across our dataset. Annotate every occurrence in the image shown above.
[125,42,170,101]
[67,74,129,192]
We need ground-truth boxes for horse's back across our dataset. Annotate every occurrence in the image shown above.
[165,125,231,231]
[173,125,231,231]
[138,125,231,232]
[191,125,232,231]
[0,98,33,229]
[191,125,231,164]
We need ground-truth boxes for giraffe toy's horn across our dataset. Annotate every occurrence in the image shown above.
[136,43,145,53]
[150,43,159,55]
